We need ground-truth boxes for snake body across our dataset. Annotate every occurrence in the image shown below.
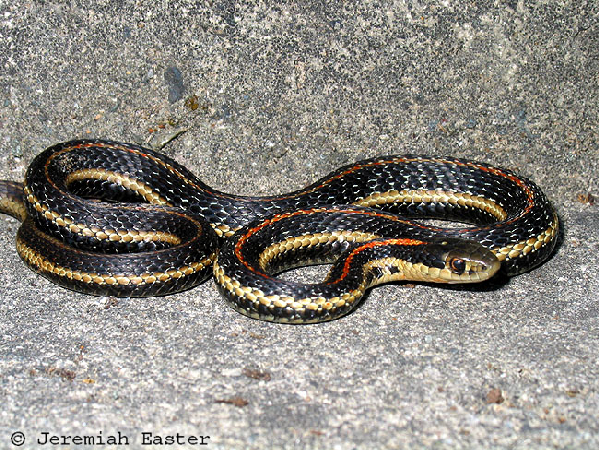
[0,140,559,323]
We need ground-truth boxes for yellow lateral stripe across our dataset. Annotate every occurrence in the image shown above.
[355,189,507,221]
[65,169,173,206]
[23,186,181,245]
[493,213,559,261]
[257,230,381,271]
[17,235,214,286]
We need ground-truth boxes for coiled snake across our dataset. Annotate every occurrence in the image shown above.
[0,140,559,323]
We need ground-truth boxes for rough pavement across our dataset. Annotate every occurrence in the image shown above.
[0,2,597,449]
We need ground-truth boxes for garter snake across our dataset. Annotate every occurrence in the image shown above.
[0,139,559,323]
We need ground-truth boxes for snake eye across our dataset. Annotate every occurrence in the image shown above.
[449,257,467,274]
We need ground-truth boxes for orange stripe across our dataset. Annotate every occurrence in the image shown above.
[334,238,426,283]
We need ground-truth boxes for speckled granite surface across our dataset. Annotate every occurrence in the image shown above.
[0,2,597,449]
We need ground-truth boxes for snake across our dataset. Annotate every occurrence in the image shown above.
[0,139,559,323]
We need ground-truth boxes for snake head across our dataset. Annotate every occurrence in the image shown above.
[430,237,501,283]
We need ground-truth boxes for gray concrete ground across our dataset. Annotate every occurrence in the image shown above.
[0,1,597,449]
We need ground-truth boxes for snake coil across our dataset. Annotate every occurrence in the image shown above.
[0,140,558,323]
